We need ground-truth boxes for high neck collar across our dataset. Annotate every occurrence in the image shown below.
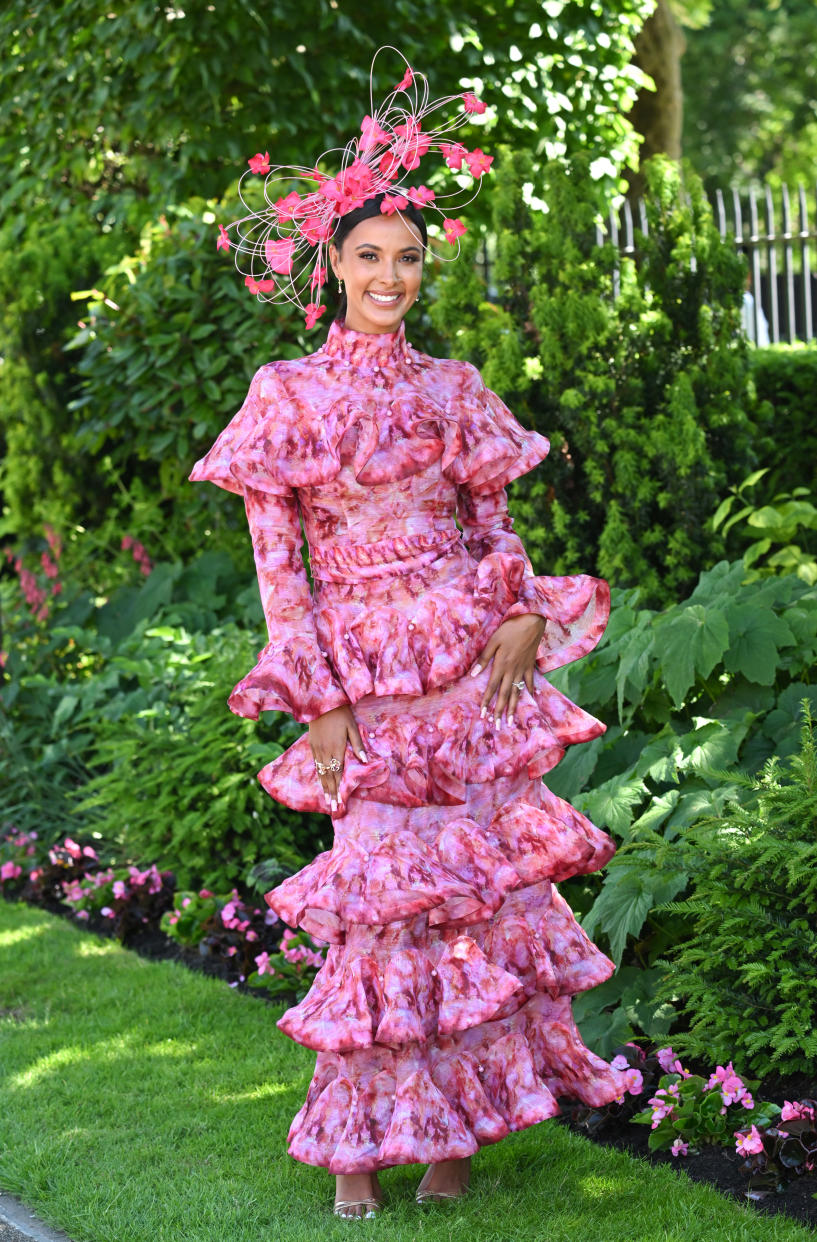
[321,318,412,368]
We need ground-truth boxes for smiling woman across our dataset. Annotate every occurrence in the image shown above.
[328,197,427,333]
[190,46,627,1224]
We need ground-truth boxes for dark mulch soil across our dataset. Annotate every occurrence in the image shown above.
[10,894,817,1231]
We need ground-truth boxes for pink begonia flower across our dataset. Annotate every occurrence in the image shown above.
[408,185,435,207]
[394,66,413,91]
[462,92,487,115]
[670,1138,689,1157]
[64,838,82,859]
[255,951,275,976]
[246,929,258,942]
[168,914,179,925]
[112,880,128,900]
[624,1068,644,1095]
[199,889,214,899]
[121,535,134,550]
[100,907,115,918]
[443,218,467,245]
[610,1054,629,1071]
[244,274,276,295]
[29,868,41,882]
[75,910,89,921]
[781,1100,815,1122]
[216,225,230,252]
[380,194,409,216]
[145,865,163,895]
[221,901,237,924]
[82,845,98,859]
[264,909,278,925]
[264,238,296,275]
[181,896,191,908]
[440,142,468,171]
[735,1125,764,1156]
[360,114,391,152]
[465,147,493,178]
[305,302,326,330]
[656,1046,686,1074]
[225,946,237,957]
[274,191,303,221]
[248,151,271,174]
[0,861,22,882]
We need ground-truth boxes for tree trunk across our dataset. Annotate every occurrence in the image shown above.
[624,0,686,200]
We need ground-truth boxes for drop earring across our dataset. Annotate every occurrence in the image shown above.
[338,278,343,293]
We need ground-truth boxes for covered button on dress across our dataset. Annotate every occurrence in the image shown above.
[189,317,630,1173]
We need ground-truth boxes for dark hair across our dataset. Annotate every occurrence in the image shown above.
[331,193,427,321]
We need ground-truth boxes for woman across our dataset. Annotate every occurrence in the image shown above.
[190,51,629,1220]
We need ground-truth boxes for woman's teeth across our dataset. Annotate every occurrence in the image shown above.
[368,291,402,304]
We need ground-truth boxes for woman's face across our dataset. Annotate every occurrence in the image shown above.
[328,212,424,335]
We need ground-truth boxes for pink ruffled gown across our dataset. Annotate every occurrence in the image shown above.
[189,317,629,1174]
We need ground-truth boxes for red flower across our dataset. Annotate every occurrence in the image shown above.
[360,114,391,152]
[443,217,467,245]
[378,151,402,182]
[465,147,493,178]
[440,142,468,171]
[310,265,328,290]
[393,119,431,171]
[394,66,413,91]
[462,92,487,115]
[216,224,230,252]
[380,194,409,215]
[274,192,302,221]
[408,185,435,207]
[301,214,333,245]
[247,151,271,175]
[245,274,277,295]
[305,302,326,330]
[264,238,296,274]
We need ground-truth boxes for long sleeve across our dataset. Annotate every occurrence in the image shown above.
[456,483,548,627]
[227,486,351,723]
[456,481,610,674]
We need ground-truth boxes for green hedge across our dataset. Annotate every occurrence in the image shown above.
[749,346,817,496]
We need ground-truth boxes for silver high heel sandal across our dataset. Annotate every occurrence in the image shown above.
[415,1164,471,1204]
[333,1197,382,1219]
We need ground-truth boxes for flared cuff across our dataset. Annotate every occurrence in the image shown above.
[228,635,350,724]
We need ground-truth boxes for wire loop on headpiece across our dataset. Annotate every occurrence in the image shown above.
[216,46,492,329]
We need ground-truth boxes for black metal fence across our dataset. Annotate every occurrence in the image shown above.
[596,182,817,345]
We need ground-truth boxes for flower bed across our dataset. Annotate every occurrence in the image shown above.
[2,825,816,1229]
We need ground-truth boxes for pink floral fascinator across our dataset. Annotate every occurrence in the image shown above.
[215,45,492,329]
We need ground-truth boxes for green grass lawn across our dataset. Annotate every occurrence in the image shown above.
[0,901,812,1242]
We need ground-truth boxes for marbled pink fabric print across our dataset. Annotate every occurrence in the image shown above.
[190,317,629,1173]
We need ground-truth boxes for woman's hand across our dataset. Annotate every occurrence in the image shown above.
[308,704,368,814]
[470,613,546,727]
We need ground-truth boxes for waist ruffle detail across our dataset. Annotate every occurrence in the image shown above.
[264,789,615,945]
[310,529,461,583]
[227,558,609,720]
[287,993,630,1173]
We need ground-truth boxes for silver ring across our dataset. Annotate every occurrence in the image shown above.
[512,680,525,691]
[314,756,342,775]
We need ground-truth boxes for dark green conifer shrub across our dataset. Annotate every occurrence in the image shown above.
[654,704,817,1076]
[433,150,760,607]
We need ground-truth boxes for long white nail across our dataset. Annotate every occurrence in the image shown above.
[331,797,337,812]
[471,664,482,677]
[480,706,486,719]
[358,749,368,762]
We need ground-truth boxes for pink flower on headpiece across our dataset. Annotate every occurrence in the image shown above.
[264,238,297,275]
[408,185,435,207]
[443,217,467,245]
[394,66,413,91]
[247,151,271,175]
[274,192,303,221]
[310,167,327,184]
[301,215,333,245]
[465,148,493,178]
[216,225,230,252]
[305,302,326,330]
[380,194,409,215]
[393,119,431,171]
[360,115,391,152]
[462,92,487,115]
[245,274,276,295]
[379,151,402,182]
[440,142,468,171]
[310,265,328,290]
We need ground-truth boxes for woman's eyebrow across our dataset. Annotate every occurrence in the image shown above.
[354,242,422,253]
